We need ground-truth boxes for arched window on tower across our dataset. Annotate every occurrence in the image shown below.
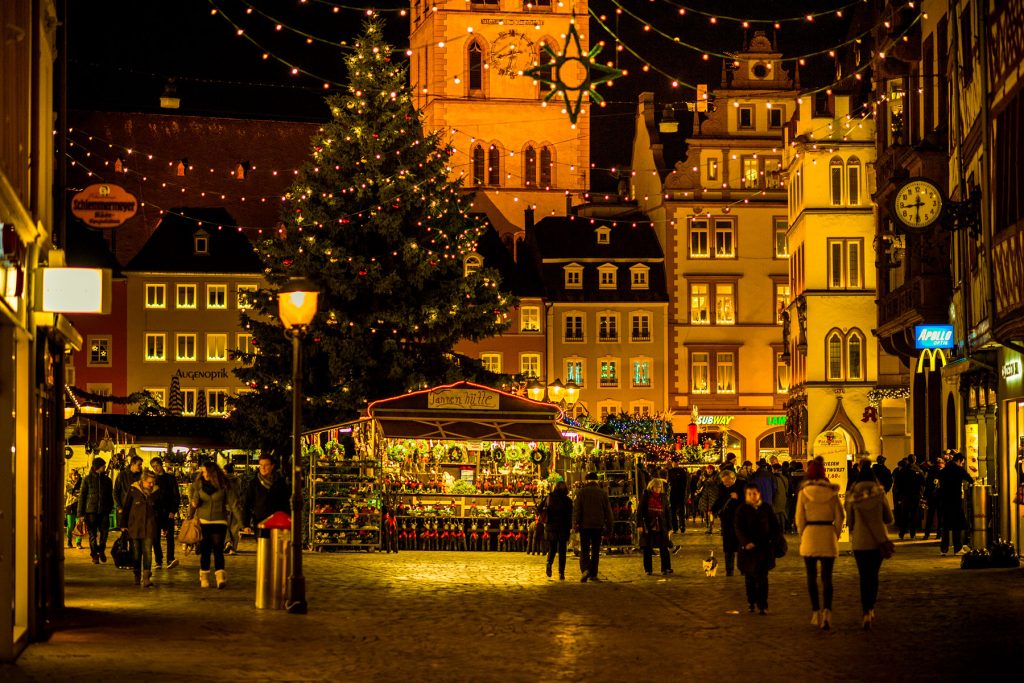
[524,146,537,187]
[827,330,844,381]
[829,156,843,206]
[472,145,486,186]
[846,156,861,206]
[847,329,865,380]
[539,146,552,187]
[468,41,483,92]
[487,144,501,186]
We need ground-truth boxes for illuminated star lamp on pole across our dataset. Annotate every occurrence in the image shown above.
[522,19,623,125]
[278,277,319,615]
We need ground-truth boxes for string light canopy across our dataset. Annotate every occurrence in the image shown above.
[523,19,623,125]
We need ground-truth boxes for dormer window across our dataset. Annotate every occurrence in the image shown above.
[463,253,483,277]
[595,226,611,244]
[597,263,617,290]
[630,264,650,290]
[564,263,583,290]
[194,230,209,255]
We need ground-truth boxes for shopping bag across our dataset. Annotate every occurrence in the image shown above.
[72,518,87,539]
[178,516,202,546]
[110,532,133,569]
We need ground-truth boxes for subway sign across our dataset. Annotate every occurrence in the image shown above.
[914,324,954,350]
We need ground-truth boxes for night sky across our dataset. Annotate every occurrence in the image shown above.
[67,0,855,174]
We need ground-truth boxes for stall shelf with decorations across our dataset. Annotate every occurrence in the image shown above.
[305,382,629,553]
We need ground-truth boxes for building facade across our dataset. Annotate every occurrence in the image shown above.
[630,33,797,462]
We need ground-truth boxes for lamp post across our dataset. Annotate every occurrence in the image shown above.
[277,277,319,615]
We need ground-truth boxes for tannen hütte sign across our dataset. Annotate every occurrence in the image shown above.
[71,183,138,228]
[427,388,499,410]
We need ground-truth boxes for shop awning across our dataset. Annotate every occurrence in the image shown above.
[78,414,234,449]
[365,381,564,443]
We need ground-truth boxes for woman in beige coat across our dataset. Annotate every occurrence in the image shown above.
[847,459,894,629]
[795,459,845,631]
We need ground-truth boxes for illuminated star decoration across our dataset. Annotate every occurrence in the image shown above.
[523,20,623,125]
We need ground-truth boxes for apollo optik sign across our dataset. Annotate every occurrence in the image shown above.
[914,324,954,350]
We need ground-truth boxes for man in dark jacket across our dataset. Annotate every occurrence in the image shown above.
[667,465,689,534]
[242,455,290,532]
[114,455,144,528]
[150,456,181,569]
[751,460,774,508]
[871,456,894,493]
[922,456,945,539]
[77,457,114,563]
[573,472,613,582]
[938,452,974,555]
[893,454,925,539]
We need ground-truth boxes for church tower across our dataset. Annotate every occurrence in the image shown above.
[409,0,590,237]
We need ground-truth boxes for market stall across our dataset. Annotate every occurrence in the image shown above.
[302,381,636,553]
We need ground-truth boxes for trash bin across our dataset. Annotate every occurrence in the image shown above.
[256,511,292,610]
[971,485,990,551]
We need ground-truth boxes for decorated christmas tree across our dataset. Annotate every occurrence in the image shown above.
[231,18,514,457]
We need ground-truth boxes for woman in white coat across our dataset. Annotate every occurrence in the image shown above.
[796,458,845,630]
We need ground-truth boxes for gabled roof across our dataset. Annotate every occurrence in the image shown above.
[472,221,543,298]
[529,215,669,304]
[123,207,262,274]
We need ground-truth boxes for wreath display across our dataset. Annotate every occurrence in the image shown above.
[529,449,548,466]
[447,444,467,463]
[490,447,506,465]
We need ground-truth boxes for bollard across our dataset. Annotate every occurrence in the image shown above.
[256,511,292,610]
[970,485,990,551]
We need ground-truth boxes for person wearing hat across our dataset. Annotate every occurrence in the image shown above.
[937,452,974,555]
[871,455,893,494]
[796,459,844,630]
[573,472,613,582]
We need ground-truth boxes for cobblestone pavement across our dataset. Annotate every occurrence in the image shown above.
[3,531,1021,682]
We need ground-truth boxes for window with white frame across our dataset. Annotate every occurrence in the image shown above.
[235,333,254,362]
[828,238,862,289]
[775,284,790,324]
[87,336,111,367]
[689,219,710,257]
[145,387,166,408]
[176,333,197,361]
[742,157,760,188]
[520,353,540,378]
[207,389,229,416]
[631,358,651,387]
[598,313,619,342]
[565,358,584,386]
[206,333,228,361]
[176,284,196,309]
[715,283,736,325]
[630,400,654,417]
[564,314,584,342]
[738,106,754,129]
[181,389,197,416]
[714,220,735,257]
[599,359,619,387]
[630,265,649,290]
[564,264,583,289]
[691,352,710,393]
[480,353,502,374]
[207,284,227,309]
[691,284,710,324]
[773,217,789,258]
[598,264,617,289]
[716,352,736,393]
[145,333,166,361]
[598,402,621,421]
[145,284,166,308]
[631,312,652,341]
[847,157,862,206]
[776,352,790,393]
[520,306,540,332]
[237,284,258,309]
[595,226,610,244]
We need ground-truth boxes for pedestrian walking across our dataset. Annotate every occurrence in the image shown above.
[123,470,162,588]
[697,465,720,534]
[712,469,743,576]
[667,465,689,534]
[751,459,775,509]
[735,483,780,615]
[871,456,894,493]
[114,454,144,563]
[786,461,805,533]
[795,459,845,631]
[538,480,572,580]
[771,463,789,532]
[190,461,240,589]
[573,472,613,583]
[937,452,974,555]
[78,457,114,564]
[893,454,925,539]
[922,456,945,539]
[223,463,242,555]
[638,479,673,576]
[242,455,290,533]
[65,469,83,549]
[846,460,894,629]
[149,457,180,569]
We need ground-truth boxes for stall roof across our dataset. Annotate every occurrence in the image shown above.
[363,382,564,442]
[79,414,233,449]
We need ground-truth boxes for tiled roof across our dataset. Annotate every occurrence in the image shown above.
[65,220,123,275]
[123,207,263,274]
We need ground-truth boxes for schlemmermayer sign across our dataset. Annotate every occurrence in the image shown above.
[71,183,138,228]
[427,388,499,410]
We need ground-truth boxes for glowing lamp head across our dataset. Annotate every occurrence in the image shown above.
[547,378,565,404]
[563,380,580,406]
[278,277,319,329]
[526,378,545,402]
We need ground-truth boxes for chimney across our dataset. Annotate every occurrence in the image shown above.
[524,207,534,232]
[564,193,572,216]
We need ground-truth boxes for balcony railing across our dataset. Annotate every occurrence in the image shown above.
[631,332,652,342]
[878,275,951,329]
[564,332,583,342]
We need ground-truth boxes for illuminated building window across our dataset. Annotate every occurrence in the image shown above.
[827,238,862,289]
[176,333,197,362]
[235,333,254,362]
[207,284,227,309]
[520,306,540,332]
[237,284,258,310]
[88,336,111,367]
[145,333,166,362]
[774,218,789,258]
[716,352,736,393]
[181,389,197,416]
[207,333,227,362]
[480,352,501,373]
[208,389,229,416]
[176,284,196,309]
[539,146,552,187]
[689,219,709,258]
[691,352,710,393]
[520,353,540,378]
[776,352,790,393]
[472,145,486,185]
[775,284,790,324]
[565,358,584,386]
[145,283,166,308]
[631,359,651,388]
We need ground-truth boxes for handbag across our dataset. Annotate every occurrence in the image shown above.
[110,532,133,569]
[72,518,87,538]
[879,539,896,560]
[773,531,789,558]
[178,515,202,546]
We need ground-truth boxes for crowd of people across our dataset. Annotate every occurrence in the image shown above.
[64,454,290,589]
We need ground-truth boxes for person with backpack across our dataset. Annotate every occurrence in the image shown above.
[78,457,114,564]
[123,470,162,588]
[538,480,572,580]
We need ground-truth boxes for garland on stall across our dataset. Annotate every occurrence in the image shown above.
[867,385,910,407]
[68,386,166,416]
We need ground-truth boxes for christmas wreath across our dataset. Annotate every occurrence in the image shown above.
[490,447,506,465]
[530,448,548,466]
[447,444,467,462]
[64,446,73,460]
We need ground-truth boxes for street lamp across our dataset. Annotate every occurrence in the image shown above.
[277,277,319,615]
[526,378,546,402]
[547,378,565,404]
